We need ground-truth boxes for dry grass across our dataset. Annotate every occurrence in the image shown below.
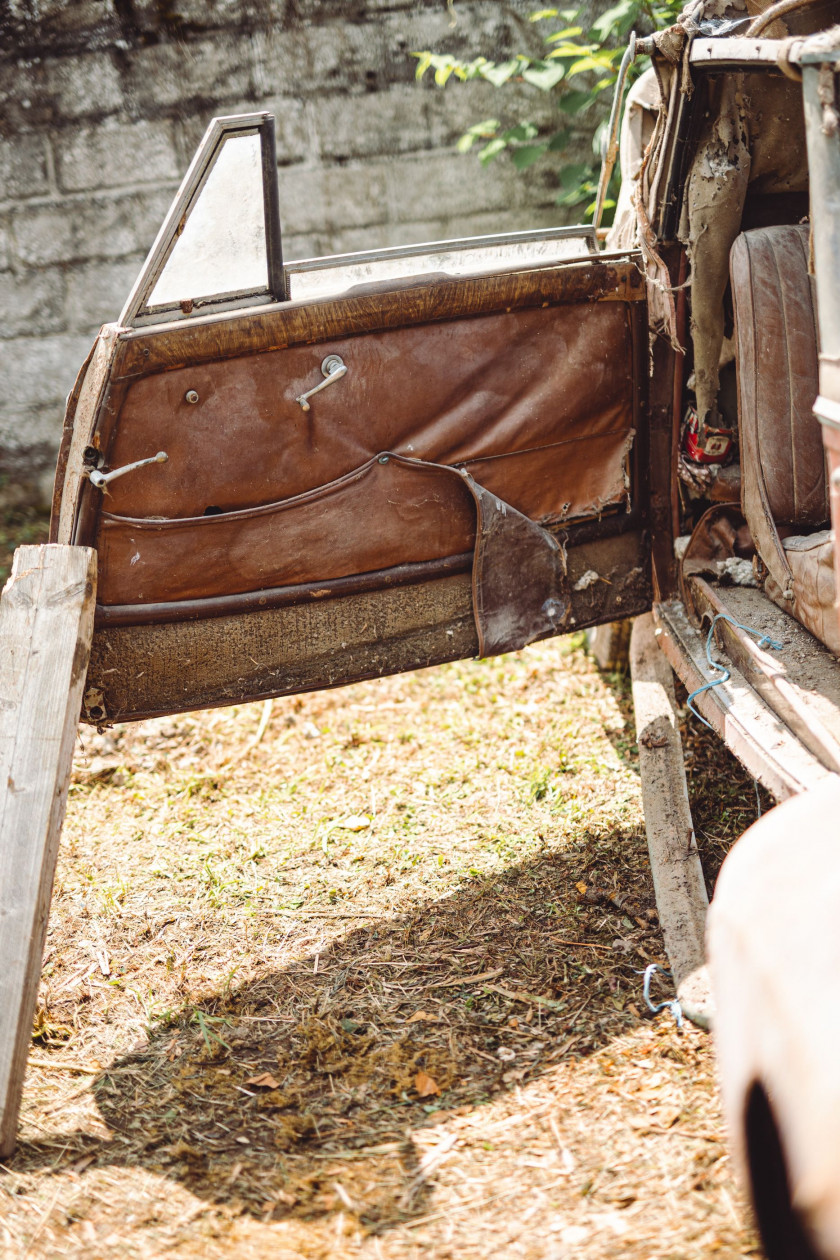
[0,619,767,1259]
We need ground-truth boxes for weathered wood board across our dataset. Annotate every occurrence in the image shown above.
[630,613,711,1027]
[0,545,96,1158]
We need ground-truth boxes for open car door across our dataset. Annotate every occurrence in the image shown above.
[51,112,663,724]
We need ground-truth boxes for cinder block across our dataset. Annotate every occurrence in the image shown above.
[253,27,333,97]
[257,98,314,165]
[13,187,174,266]
[0,55,123,131]
[125,39,255,114]
[305,21,388,91]
[0,135,50,200]
[315,223,393,255]
[382,150,547,223]
[283,232,331,263]
[0,403,66,468]
[427,206,576,239]
[124,0,252,33]
[11,204,75,268]
[46,52,124,119]
[374,5,534,86]
[422,77,560,150]
[312,85,433,160]
[323,203,575,254]
[0,218,11,271]
[1,0,117,51]
[64,257,145,331]
[0,270,66,338]
[56,120,180,193]
[174,96,309,172]
[0,334,93,411]
[279,163,389,235]
[0,62,50,132]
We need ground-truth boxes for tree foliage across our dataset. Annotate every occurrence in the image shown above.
[414,0,682,221]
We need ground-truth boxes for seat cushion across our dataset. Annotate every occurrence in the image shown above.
[731,223,827,531]
[766,531,840,655]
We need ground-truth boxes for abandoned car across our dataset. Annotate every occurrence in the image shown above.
[2,1,840,1251]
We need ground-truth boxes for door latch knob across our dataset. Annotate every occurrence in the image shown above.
[296,355,348,411]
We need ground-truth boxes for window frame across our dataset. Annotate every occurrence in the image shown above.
[119,112,286,328]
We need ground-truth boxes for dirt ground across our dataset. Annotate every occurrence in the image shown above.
[0,540,767,1260]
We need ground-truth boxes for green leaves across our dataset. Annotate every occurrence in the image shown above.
[456,119,502,154]
[412,52,491,86]
[590,0,641,42]
[545,26,585,41]
[457,120,547,167]
[510,143,550,170]
[521,61,566,90]
[555,162,596,208]
[415,0,684,224]
[481,58,525,87]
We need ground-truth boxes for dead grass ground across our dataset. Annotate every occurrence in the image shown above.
[0,597,766,1258]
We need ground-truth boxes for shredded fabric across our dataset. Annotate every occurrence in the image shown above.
[686,612,783,728]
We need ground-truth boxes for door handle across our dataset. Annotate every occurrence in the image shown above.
[295,355,348,411]
[88,451,168,489]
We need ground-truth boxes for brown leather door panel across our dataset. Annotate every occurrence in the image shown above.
[98,454,479,605]
[100,302,636,527]
[60,254,655,722]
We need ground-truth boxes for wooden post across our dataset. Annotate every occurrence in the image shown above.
[0,545,96,1158]
[630,613,712,1027]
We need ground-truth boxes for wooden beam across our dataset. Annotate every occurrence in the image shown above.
[654,597,834,800]
[688,578,840,776]
[0,545,96,1158]
[630,613,711,1028]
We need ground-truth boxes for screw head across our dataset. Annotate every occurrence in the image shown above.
[185,389,199,405]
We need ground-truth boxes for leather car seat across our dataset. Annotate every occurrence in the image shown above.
[730,223,838,652]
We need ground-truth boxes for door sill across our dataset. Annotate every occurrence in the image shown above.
[687,577,840,776]
[653,597,836,800]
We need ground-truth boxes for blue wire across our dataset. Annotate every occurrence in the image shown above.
[640,964,683,1030]
[686,613,783,730]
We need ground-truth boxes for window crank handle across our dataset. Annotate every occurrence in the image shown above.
[296,355,348,411]
[89,451,168,489]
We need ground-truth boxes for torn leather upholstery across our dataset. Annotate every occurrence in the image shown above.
[93,298,636,656]
[765,531,840,654]
[99,453,569,658]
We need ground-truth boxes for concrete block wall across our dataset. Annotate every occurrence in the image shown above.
[0,0,597,493]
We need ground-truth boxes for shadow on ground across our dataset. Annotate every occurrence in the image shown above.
[12,847,663,1234]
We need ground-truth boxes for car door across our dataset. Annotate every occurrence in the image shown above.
[51,112,664,725]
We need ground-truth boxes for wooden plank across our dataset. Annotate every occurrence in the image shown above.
[688,578,840,775]
[654,598,833,800]
[0,545,97,1158]
[55,326,120,546]
[630,614,711,1027]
